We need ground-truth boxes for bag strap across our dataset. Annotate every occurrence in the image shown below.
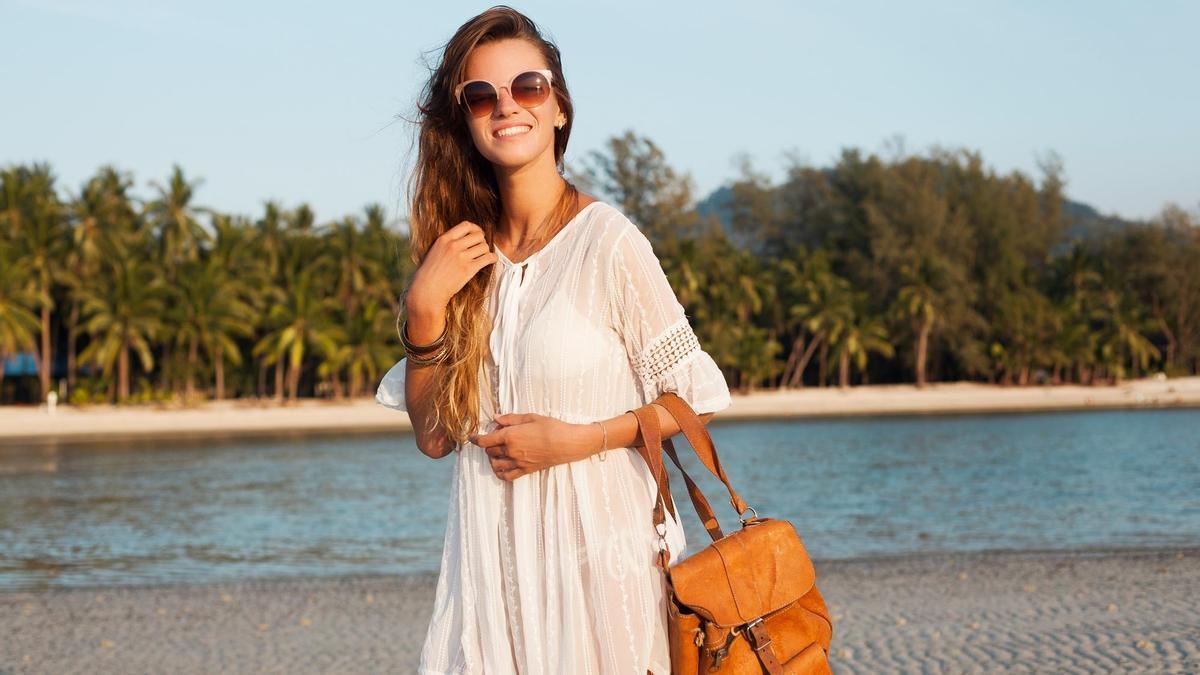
[652,392,749,517]
[629,402,676,526]
[662,438,725,541]
[626,391,750,545]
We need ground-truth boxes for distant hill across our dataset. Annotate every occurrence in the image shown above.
[1060,199,1139,243]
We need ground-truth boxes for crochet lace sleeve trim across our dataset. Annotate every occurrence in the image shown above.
[634,315,704,385]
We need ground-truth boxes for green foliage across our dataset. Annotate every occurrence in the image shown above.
[1,135,1197,405]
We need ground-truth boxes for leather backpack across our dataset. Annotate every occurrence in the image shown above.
[628,391,833,674]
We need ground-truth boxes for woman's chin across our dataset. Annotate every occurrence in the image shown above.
[485,145,553,171]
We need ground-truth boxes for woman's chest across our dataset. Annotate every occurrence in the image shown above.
[485,258,624,389]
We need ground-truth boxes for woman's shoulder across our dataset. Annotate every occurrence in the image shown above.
[582,199,645,251]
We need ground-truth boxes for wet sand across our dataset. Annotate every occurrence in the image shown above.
[2,548,1197,674]
[2,375,1199,445]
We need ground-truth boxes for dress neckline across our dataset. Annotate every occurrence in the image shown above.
[494,201,603,267]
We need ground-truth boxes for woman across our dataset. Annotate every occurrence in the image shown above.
[376,6,731,673]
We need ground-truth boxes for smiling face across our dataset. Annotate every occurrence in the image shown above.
[459,38,564,174]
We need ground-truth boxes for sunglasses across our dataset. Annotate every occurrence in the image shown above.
[454,69,555,118]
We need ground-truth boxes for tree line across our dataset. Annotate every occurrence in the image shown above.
[576,132,1199,390]
[1,132,1197,405]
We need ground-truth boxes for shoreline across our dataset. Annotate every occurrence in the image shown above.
[3,543,1195,594]
[1,374,1198,445]
[3,547,1196,673]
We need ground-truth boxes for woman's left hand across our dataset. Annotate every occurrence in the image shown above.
[468,413,597,481]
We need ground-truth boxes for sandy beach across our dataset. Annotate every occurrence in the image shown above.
[2,548,1196,674]
[2,375,1199,444]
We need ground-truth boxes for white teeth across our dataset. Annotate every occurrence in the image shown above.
[495,126,531,138]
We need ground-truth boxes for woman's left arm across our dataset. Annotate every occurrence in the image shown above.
[583,408,714,457]
[469,409,714,481]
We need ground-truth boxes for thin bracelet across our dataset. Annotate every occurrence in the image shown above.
[593,421,608,460]
[406,343,449,366]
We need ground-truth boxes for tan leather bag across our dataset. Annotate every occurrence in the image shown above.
[628,392,833,674]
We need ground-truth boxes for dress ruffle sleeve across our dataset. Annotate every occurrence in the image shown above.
[375,357,408,412]
[608,223,732,415]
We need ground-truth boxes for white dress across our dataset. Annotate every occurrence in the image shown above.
[376,201,732,675]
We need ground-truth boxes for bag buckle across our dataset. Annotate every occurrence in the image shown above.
[709,645,729,670]
[707,631,737,670]
[742,616,772,651]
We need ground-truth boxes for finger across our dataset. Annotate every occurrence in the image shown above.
[446,221,483,240]
[483,444,508,459]
[471,429,505,447]
[494,413,538,426]
[489,457,518,472]
[453,231,486,250]
[472,250,498,272]
[464,239,490,258]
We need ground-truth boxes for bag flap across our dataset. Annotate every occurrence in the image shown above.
[669,518,816,627]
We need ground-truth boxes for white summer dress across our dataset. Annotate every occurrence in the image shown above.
[376,200,732,675]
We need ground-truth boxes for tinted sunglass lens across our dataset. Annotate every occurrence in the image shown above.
[511,71,551,107]
[462,82,497,117]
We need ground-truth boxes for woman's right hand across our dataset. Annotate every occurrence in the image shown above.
[407,220,498,314]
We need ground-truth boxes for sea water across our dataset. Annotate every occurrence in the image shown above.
[1,408,1197,590]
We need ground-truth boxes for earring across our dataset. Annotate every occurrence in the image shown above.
[555,114,566,129]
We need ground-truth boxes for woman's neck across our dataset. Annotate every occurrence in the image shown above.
[493,170,570,256]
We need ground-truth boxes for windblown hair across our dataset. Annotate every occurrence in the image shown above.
[404,5,580,448]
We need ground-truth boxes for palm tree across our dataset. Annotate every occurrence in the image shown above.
[894,257,944,388]
[63,167,138,391]
[252,201,290,281]
[168,257,257,402]
[1093,289,1161,383]
[4,163,69,400]
[1047,299,1095,384]
[145,164,210,275]
[792,252,855,387]
[253,269,342,401]
[288,203,316,233]
[0,241,41,383]
[327,298,393,398]
[78,252,166,401]
[327,214,384,315]
[360,203,407,314]
[831,292,894,388]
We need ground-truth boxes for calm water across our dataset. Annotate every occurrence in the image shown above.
[1,408,1198,591]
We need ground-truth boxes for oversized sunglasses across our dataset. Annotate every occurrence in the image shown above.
[454,69,554,118]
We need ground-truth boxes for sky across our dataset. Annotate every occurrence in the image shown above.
[2,0,1197,227]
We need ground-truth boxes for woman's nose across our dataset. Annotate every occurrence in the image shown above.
[493,87,523,117]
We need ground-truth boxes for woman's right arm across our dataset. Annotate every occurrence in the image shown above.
[402,300,455,459]
[402,220,498,460]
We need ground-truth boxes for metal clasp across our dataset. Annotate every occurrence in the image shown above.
[738,505,760,525]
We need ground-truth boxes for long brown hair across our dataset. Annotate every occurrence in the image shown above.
[403,5,580,448]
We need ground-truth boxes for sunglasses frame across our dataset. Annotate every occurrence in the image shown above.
[454,68,555,118]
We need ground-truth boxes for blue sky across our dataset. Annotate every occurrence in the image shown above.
[2,1,1197,226]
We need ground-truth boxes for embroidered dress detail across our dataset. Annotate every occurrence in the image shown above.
[376,201,731,674]
[636,315,704,384]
